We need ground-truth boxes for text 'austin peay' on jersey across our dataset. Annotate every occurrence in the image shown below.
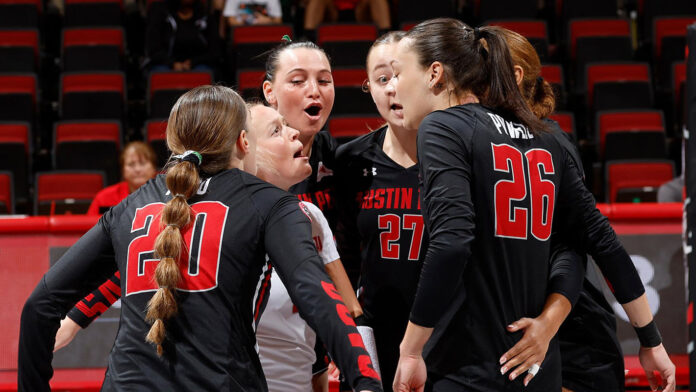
[413,104,602,391]
[290,129,339,228]
[18,169,382,392]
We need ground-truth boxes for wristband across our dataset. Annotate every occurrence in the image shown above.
[634,320,662,348]
[354,314,367,326]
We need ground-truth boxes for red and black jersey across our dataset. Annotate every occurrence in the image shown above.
[335,126,426,315]
[18,169,382,392]
[290,130,339,228]
[412,104,632,390]
[334,127,427,390]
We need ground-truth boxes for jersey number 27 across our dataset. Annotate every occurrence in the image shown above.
[492,144,555,241]
[125,201,228,296]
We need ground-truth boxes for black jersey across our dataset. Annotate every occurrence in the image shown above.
[18,169,382,392]
[335,127,426,391]
[290,130,339,228]
[412,104,611,391]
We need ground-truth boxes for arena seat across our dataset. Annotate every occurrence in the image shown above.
[558,0,619,28]
[0,73,36,126]
[487,20,548,60]
[34,171,105,215]
[62,27,124,72]
[673,61,686,126]
[653,16,696,89]
[331,68,377,116]
[148,71,212,119]
[236,69,265,100]
[605,160,674,203]
[641,0,696,45]
[586,62,653,111]
[61,72,125,121]
[329,115,383,143]
[478,0,538,20]
[0,121,30,208]
[318,24,377,67]
[0,171,14,214]
[548,112,575,135]
[230,24,293,70]
[569,18,632,91]
[0,0,41,28]
[54,120,121,185]
[0,29,38,72]
[64,0,122,27]
[596,110,666,161]
[541,64,566,108]
[144,119,168,168]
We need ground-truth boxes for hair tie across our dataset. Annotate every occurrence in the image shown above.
[281,34,292,43]
[172,193,187,199]
[473,27,481,41]
[173,150,202,167]
[167,223,179,228]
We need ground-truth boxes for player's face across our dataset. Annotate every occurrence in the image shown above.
[122,149,156,192]
[249,105,311,191]
[264,48,335,143]
[390,38,434,130]
[366,42,404,127]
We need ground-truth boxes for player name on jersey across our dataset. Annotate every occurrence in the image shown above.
[487,112,534,139]
[356,187,421,210]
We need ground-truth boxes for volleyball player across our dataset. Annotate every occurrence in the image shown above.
[385,19,633,391]
[18,86,382,392]
[497,27,675,392]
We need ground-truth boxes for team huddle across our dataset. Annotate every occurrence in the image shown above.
[18,18,676,392]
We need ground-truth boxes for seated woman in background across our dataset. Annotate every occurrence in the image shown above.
[223,0,282,26]
[87,141,158,215]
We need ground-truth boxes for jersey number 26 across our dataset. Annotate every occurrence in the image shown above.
[492,144,555,241]
[125,201,228,296]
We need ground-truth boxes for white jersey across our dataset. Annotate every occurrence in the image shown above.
[257,202,339,392]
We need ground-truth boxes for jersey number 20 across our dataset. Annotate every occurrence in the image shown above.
[492,144,555,241]
[125,201,228,296]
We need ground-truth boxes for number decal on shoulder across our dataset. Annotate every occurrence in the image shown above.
[125,201,229,296]
[492,144,555,241]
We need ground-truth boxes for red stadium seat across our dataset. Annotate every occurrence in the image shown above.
[64,0,122,27]
[541,64,566,106]
[332,68,377,116]
[548,112,575,135]
[0,171,14,214]
[236,69,266,100]
[674,61,686,126]
[558,0,619,25]
[596,110,666,160]
[62,27,124,71]
[329,115,383,142]
[148,71,212,118]
[54,121,122,185]
[488,20,548,58]
[60,72,125,121]
[0,121,30,207]
[654,16,696,58]
[0,73,36,125]
[144,119,169,168]
[569,18,630,58]
[653,16,696,88]
[586,62,652,109]
[230,24,293,69]
[0,0,41,28]
[34,171,106,215]
[318,24,377,67]
[0,28,38,72]
[605,160,673,203]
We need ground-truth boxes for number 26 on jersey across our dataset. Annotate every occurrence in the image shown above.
[492,143,555,241]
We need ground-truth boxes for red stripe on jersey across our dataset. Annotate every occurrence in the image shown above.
[253,263,272,322]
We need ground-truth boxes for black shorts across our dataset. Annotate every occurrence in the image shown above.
[559,281,624,392]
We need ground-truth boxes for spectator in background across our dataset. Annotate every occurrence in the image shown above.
[657,175,685,202]
[87,142,158,215]
[223,0,282,27]
[304,0,390,40]
[145,0,222,72]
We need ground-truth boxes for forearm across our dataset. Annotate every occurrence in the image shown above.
[399,322,434,356]
[538,293,572,337]
[325,259,363,318]
[622,293,654,328]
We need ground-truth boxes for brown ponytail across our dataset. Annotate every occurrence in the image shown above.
[497,27,556,119]
[406,19,549,134]
[145,85,247,356]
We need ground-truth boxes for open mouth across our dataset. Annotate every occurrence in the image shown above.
[293,146,304,158]
[304,104,322,117]
[390,103,403,111]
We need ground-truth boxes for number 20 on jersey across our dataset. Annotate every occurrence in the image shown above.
[492,143,555,241]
